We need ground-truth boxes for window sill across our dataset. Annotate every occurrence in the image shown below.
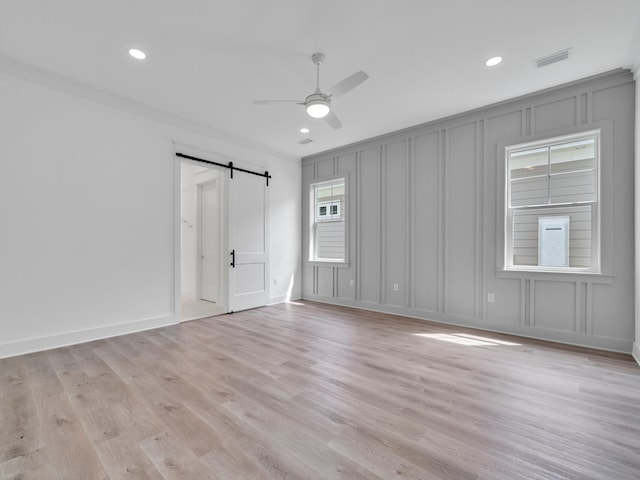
[309,260,350,268]
[496,268,613,284]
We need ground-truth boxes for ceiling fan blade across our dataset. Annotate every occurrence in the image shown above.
[253,100,304,105]
[325,110,342,129]
[326,71,369,98]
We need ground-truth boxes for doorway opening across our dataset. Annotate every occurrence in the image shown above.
[180,160,227,321]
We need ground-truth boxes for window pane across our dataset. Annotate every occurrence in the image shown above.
[568,207,593,268]
[316,185,334,201]
[549,170,596,204]
[549,139,595,173]
[509,147,548,180]
[511,206,591,268]
[509,147,548,207]
[549,139,596,204]
[315,221,346,259]
[510,177,549,207]
[512,211,539,266]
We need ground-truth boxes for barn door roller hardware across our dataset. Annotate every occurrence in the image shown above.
[176,152,271,186]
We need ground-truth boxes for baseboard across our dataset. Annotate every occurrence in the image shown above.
[0,314,178,360]
[268,293,302,305]
[633,342,640,367]
[302,295,634,354]
[268,294,287,305]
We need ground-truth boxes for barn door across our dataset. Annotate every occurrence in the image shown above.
[228,171,269,312]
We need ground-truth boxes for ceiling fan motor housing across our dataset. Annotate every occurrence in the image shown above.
[305,92,330,104]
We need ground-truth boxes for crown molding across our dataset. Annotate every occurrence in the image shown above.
[625,20,640,78]
[0,55,300,165]
[633,56,640,79]
[302,68,631,163]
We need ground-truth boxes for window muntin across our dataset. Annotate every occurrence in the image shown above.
[505,131,599,272]
[310,178,346,263]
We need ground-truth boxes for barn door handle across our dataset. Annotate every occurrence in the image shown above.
[230,249,235,268]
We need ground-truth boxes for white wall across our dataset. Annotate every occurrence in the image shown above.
[267,153,302,304]
[634,61,640,366]
[0,69,301,358]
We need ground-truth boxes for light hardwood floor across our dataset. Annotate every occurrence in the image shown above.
[180,296,226,322]
[1,301,639,479]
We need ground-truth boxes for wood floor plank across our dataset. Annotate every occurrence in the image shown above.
[69,341,115,378]
[21,353,64,399]
[93,437,164,480]
[328,429,456,480]
[57,359,164,480]
[93,342,146,385]
[139,432,216,480]
[0,357,40,465]
[130,378,223,458]
[184,394,326,480]
[185,394,290,479]
[33,392,108,479]
[222,396,380,480]
[0,445,50,480]
[1,301,639,479]
[81,371,166,444]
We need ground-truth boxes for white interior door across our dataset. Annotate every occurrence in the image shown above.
[228,172,269,312]
[200,180,219,302]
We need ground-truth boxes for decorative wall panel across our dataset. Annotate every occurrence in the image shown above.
[301,70,634,353]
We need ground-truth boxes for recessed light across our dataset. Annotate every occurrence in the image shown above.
[129,48,146,60]
[300,128,310,134]
[485,56,503,67]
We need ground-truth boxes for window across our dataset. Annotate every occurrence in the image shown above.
[505,130,599,272]
[310,178,346,263]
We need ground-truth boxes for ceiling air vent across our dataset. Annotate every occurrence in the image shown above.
[535,48,571,68]
[298,138,313,145]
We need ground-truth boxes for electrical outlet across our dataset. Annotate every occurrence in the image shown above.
[393,283,399,292]
[273,278,278,286]
[349,279,354,287]
[487,293,495,303]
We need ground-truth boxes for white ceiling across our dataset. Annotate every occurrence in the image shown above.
[1,0,639,159]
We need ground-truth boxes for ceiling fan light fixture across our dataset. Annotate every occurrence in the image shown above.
[306,100,330,119]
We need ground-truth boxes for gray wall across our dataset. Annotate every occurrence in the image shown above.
[302,69,635,353]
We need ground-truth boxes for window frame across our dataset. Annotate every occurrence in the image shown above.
[503,129,601,274]
[307,174,349,266]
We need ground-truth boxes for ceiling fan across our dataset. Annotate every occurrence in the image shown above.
[253,53,369,129]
